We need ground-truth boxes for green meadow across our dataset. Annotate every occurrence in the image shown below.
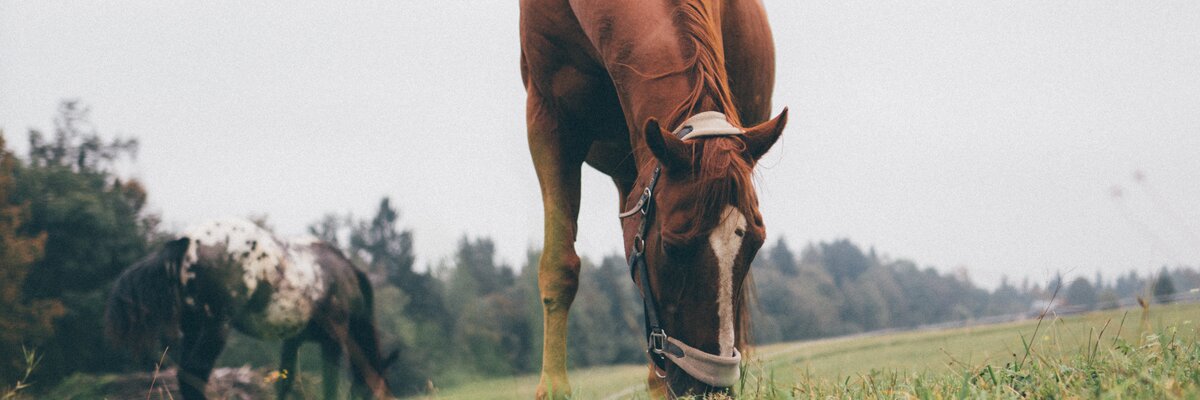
[417,302,1200,399]
[24,302,1199,399]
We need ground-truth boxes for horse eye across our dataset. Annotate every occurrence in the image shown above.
[734,228,745,237]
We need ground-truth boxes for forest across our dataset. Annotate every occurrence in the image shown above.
[3,102,1198,395]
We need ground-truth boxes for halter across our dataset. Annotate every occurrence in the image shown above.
[618,112,743,388]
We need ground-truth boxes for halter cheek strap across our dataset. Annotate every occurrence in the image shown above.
[618,112,744,388]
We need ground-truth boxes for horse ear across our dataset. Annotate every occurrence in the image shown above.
[641,118,690,169]
[743,107,788,161]
[165,237,190,262]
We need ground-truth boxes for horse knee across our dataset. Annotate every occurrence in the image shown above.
[538,251,581,312]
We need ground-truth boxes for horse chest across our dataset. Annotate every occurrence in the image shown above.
[182,219,327,339]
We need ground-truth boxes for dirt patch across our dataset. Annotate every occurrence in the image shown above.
[54,366,271,400]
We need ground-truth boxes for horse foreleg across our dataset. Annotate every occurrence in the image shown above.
[276,337,303,400]
[346,316,390,399]
[318,337,342,400]
[527,92,588,400]
[177,311,227,400]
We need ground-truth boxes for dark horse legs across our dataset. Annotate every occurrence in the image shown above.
[320,335,343,400]
[276,336,304,400]
[346,315,385,399]
[176,310,228,400]
[275,327,344,400]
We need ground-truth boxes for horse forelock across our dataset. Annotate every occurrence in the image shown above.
[679,136,759,238]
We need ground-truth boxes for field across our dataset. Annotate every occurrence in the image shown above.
[26,302,1198,399]
[416,302,1200,399]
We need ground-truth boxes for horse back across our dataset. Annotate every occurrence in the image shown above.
[520,0,776,136]
[181,219,330,340]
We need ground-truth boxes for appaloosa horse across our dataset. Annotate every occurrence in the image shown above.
[520,0,787,397]
[106,218,394,399]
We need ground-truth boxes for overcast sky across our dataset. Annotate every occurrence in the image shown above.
[2,1,1198,288]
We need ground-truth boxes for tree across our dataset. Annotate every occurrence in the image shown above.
[346,198,450,324]
[767,237,798,275]
[1153,268,1176,304]
[820,239,872,285]
[27,100,137,173]
[1065,277,1097,310]
[11,101,157,381]
[308,212,351,249]
[349,198,415,284]
[568,256,641,366]
[0,133,63,383]
[443,237,521,376]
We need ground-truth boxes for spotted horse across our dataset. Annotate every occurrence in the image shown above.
[105,218,396,399]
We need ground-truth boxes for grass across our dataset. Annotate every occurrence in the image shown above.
[413,302,1200,399]
[1,347,39,400]
[22,302,1198,399]
[734,303,1199,399]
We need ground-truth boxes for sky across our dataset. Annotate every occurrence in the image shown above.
[2,1,1198,288]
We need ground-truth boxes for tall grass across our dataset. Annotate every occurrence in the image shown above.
[734,304,1199,399]
[1,347,39,400]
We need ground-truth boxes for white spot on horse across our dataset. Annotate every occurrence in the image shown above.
[289,234,322,247]
[708,205,746,357]
[183,218,285,293]
[179,218,327,339]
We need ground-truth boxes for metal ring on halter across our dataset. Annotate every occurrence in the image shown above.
[633,235,645,254]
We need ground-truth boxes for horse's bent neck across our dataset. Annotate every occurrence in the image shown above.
[578,0,739,167]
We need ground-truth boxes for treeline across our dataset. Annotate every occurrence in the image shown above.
[3,102,1199,395]
[751,239,1200,343]
[1,101,163,388]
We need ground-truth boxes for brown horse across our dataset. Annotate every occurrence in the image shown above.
[519,0,787,397]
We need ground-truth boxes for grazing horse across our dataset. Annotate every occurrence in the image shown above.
[105,218,395,400]
[520,0,787,397]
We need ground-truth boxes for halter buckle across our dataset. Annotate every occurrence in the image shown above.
[639,187,652,215]
[649,328,668,354]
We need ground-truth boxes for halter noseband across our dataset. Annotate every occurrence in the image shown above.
[619,112,744,388]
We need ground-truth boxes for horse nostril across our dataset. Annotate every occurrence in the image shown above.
[733,228,745,237]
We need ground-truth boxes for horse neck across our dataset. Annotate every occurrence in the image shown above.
[584,0,740,167]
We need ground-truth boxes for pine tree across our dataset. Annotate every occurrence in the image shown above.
[1153,267,1176,303]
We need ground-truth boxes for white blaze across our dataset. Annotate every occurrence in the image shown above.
[708,205,746,357]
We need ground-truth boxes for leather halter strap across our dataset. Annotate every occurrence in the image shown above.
[617,112,744,388]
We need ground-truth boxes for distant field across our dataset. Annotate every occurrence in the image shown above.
[415,302,1200,399]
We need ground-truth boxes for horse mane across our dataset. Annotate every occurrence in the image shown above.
[105,239,187,352]
[665,0,741,128]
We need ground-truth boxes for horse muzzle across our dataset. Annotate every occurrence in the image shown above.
[653,334,742,388]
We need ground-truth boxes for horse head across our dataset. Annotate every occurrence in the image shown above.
[105,237,192,359]
[625,109,786,397]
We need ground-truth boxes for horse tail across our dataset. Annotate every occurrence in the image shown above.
[355,268,376,317]
[347,267,399,397]
[105,238,190,353]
